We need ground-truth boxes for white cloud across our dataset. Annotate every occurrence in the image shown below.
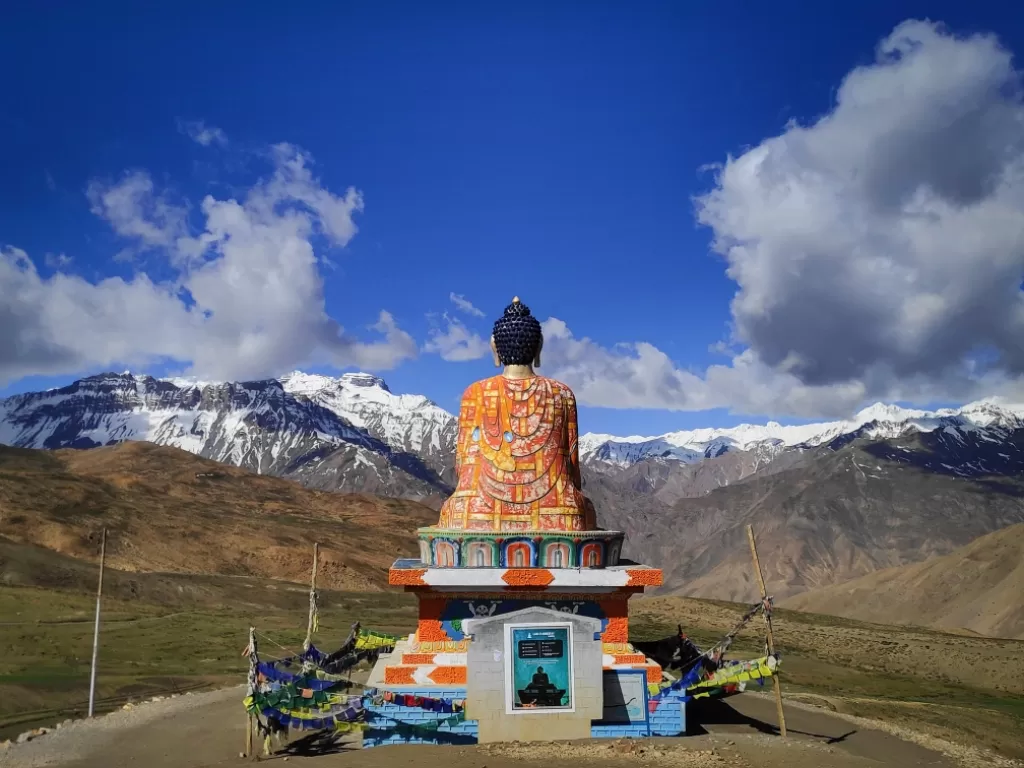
[424,313,490,362]
[423,293,490,362]
[449,292,485,317]
[0,144,414,386]
[348,311,418,370]
[86,171,189,254]
[539,317,997,417]
[258,144,364,245]
[538,20,1024,417]
[178,119,228,147]
[539,317,707,410]
[689,19,1024,414]
[0,246,198,385]
[44,252,72,269]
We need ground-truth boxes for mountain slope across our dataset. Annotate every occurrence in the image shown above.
[5,370,1024,620]
[594,427,1024,603]
[781,524,1024,640]
[584,441,806,507]
[0,441,437,591]
[0,371,457,504]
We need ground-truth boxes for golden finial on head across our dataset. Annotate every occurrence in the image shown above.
[512,296,520,304]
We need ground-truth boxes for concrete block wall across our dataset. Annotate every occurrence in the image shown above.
[591,721,651,738]
[649,693,687,736]
[465,607,604,744]
[362,689,687,747]
[362,687,478,748]
[589,687,686,738]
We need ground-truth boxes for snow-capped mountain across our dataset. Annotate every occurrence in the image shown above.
[277,371,456,475]
[580,399,1024,469]
[6,371,1024,612]
[3,369,1024,505]
[0,370,457,502]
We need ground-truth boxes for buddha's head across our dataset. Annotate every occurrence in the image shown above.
[491,296,543,369]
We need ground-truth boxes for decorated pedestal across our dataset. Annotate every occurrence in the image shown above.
[363,554,682,746]
[415,527,625,569]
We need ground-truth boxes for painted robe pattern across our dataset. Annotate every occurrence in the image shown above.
[438,375,597,531]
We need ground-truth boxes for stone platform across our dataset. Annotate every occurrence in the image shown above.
[389,558,663,590]
[363,557,683,747]
[382,559,664,687]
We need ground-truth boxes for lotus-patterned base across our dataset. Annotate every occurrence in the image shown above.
[415,527,625,569]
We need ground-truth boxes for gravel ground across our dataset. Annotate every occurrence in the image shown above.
[0,687,1008,768]
[0,687,244,768]
[762,692,1024,768]
[481,740,749,766]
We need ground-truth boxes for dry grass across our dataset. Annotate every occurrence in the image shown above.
[633,596,1024,761]
[0,442,437,592]
[0,577,416,739]
[782,523,1024,640]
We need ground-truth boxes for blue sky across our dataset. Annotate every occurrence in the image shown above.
[2,1,1024,435]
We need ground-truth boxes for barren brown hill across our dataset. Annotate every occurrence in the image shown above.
[781,523,1024,640]
[594,433,1024,604]
[0,442,436,591]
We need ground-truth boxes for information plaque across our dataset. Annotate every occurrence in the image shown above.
[504,623,575,714]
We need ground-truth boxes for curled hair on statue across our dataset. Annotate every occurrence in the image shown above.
[492,296,543,366]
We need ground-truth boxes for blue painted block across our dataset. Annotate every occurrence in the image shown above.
[591,722,652,739]
[363,686,478,749]
[649,699,686,736]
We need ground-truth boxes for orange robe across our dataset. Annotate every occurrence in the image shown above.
[438,375,597,532]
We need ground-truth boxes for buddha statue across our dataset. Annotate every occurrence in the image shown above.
[436,297,598,533]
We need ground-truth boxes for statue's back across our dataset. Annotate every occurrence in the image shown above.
[439,373,594,532]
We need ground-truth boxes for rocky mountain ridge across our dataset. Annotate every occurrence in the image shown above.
[3,370,1024,618]
[3,370,1024,507]
[580,399,1024,470]
[595,427,1024,602]
[0,370,456,504]
[5,370,1024,485]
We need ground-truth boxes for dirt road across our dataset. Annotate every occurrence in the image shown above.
[0,687,960,768]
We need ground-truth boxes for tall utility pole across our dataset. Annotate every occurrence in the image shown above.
[303,542,319,651]
[745,524,787,737]
[88,528,107,718]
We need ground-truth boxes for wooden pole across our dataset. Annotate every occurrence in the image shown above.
[246,713,253,757]
[245,626,256,758]
[87,528,107,718]
[745,524,787,737]
[304,543,319,650]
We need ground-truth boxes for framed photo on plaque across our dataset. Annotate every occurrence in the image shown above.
[504,623,575,714]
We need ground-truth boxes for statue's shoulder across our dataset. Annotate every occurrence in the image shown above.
[460,375,576,402]
[460,376,499,401]
[459,379,482,401]
[539,376,576,402]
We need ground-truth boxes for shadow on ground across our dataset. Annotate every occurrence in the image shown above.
[689,698,857,744]
[274,729,360,758]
